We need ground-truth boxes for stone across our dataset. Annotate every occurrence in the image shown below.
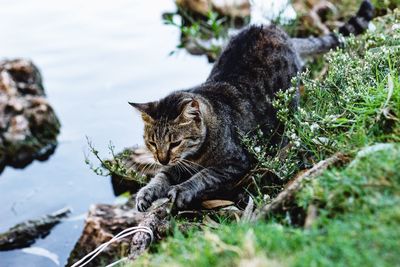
[0,59,60,171]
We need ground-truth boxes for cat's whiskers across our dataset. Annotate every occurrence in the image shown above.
[181,158,208,172]
[179,160,209,181]
[177,161,206,182]
[176,160,196,177]
[137,163,153,177]
[138,161,160,177]
[175,162,188,180]
[177,160,197,174]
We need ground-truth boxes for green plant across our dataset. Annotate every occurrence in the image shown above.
[163,9,229,59]
[84,137,147,185]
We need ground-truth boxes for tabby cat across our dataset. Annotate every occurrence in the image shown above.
[130,0,374,211]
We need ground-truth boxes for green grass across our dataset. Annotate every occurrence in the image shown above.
[246,9,400,182]
[125,10,400,267]
[132,145,400,267]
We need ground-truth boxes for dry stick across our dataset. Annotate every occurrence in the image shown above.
[128,199,172,260]
[304,204,318,229]
[255,152,347,220]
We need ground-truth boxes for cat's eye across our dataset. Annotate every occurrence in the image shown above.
[170,140,182,149]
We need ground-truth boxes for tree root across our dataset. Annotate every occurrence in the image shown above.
[255,152,349,220]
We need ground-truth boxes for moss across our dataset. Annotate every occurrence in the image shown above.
[0,59,61,171]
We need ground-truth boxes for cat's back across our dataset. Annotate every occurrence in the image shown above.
[207,25,301,94]
[190,25,300,136]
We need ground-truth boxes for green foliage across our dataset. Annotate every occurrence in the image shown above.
[163,8,230,59]
[371,0,400,12]
[84,137,147,185]
[297,144,400,215]
[272,9,400,172]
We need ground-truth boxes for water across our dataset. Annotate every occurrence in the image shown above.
[0,0,211,266]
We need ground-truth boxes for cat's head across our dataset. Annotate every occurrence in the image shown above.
[129,94,207,166]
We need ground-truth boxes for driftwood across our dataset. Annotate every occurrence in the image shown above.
[0,207,70,251]
[255,153,348,220]
[67,198,171,267]
[0,59,60,172]
[129,199,171,260]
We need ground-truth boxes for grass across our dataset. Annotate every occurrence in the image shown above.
[124,9,400,267]
[132,144,400,267]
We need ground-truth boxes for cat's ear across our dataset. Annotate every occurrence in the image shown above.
[128,102,156,124]
[178,99,201,122]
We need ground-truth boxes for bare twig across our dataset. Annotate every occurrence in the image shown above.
[304,204,318,229]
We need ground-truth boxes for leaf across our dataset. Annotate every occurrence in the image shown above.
[22,247,60,266]
[201,199,234,209]
[381,73,398,121]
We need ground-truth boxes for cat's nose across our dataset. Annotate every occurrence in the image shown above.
[157,155,170,165]
[159,158,169,165]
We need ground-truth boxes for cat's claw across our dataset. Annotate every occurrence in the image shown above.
[168,186,194,209]
[135,187,154,212]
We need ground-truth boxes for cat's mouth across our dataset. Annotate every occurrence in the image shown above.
[155,156,180,166]
[166,158,179,166]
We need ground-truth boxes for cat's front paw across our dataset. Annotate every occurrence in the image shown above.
[136,186,156,212]
[167,185,194,209]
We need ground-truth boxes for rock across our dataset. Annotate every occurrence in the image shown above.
[67,198,171,267]
[0,207,71,251]
[176,0,251,18]
[0,59,60,171]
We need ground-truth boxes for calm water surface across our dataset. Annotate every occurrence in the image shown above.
[0,0,211,265]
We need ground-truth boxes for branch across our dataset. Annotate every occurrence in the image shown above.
[128,199,172,260]
[255,152,348,220]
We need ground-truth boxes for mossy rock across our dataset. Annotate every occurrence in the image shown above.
[0,59,60,171]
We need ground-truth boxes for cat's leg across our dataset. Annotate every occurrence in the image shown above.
[135,172,171,211]
[167,165,246,209]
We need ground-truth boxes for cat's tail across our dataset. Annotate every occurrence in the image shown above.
[292,0,374,57]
